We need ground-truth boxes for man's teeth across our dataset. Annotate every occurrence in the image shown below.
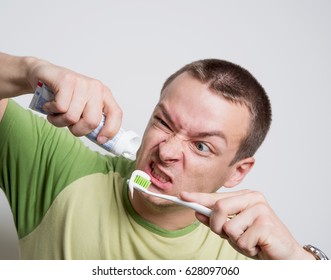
[151,165,170,183]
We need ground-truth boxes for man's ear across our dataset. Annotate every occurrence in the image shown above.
[223,157,255,188]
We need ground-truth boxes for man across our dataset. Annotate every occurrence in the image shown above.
[0,52,321,259]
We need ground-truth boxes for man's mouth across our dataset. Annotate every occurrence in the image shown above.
[150,163,172,186]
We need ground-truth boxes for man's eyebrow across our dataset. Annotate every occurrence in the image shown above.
[193,131,228,145]
[158,103,228,145]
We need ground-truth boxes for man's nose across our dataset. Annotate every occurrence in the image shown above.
[158,135,183,164]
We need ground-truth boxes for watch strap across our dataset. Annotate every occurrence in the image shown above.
[303,244,329,260]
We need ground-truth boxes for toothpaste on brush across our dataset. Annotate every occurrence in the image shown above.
[29,81,141,160]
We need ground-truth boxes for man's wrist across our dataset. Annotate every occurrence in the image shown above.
[9,55,34,93]
[22,55,39,91]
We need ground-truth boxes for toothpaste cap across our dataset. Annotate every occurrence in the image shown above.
[110,130,141,160]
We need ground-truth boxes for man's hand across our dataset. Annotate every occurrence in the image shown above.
[0,52,121,142]
[181,190,315,260]
[25,57,122,143]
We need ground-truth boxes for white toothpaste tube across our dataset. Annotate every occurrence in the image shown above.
[29,81,141,160]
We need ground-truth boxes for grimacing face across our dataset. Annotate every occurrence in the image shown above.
[134,72,254,211]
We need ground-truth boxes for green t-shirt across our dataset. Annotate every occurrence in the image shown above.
[0,100,248,260]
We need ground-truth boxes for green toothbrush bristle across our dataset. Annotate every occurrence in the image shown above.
[134,175,151,189]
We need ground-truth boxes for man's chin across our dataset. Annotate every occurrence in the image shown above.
[141,193,183,211]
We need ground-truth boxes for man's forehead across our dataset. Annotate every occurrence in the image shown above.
[155,100,229,145]
[156,83,251,149]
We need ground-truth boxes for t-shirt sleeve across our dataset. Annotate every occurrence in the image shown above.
[0,100,110,238]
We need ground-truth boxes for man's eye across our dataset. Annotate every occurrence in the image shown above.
[156,117,170,129]
[154,117,171,132]
[195,142,210,153]
[159,119,169,128]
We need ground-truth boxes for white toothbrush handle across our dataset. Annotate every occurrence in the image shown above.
[170,196,212,217]
[145,190,212,217]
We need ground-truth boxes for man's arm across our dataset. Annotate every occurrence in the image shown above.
[0,52,122,142]
[0,52,33,121]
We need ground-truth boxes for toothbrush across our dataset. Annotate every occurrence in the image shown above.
[128,170,212,217]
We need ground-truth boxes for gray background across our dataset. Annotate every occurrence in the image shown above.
[0,0,330,259]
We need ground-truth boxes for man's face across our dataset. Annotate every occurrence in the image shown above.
[134,72,251,208]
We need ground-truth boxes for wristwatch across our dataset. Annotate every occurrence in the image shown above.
[303,244,329,260]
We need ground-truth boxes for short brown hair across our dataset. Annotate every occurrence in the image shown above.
[161,59,272,165]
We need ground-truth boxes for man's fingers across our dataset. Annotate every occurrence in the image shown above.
[97,90,123,144]
[46,89,86,128]
[42,72,77,115]
[68,104,103,137]
[180,189,253,208]
[40,74,122,141]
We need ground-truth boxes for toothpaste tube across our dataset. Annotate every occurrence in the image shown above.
[29,81,55,114]
[29,81,141,160]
